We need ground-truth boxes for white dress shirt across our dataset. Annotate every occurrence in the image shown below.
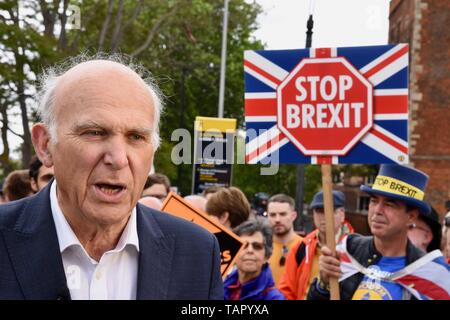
[50,181,140,300]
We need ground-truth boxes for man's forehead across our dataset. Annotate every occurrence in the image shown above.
[268,201,292,210]
[53,60,154,117]
[56,60,150,98]
[62,60,138,80]
[371,194,406,206]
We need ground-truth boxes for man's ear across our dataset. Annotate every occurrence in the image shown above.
[219,211,230,226]
[292,210,298,222]
[30,177,38,193]
[408,209,420,223]
[31,123,54,167]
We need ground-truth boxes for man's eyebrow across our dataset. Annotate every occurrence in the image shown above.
[71,121,104,132]
[129,127,153,136]
[387,199,402,206]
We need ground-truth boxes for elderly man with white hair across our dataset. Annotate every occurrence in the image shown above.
[0,55,223,300]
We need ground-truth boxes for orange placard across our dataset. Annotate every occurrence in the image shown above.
[162,192,245,277]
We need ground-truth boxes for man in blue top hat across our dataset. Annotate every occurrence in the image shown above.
[308,164,450,300]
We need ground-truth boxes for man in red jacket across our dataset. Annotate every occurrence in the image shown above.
[279,190,352,299]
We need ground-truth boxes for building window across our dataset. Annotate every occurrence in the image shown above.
[358,196,370,212]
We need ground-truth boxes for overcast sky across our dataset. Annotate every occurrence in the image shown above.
[251,0,391,49]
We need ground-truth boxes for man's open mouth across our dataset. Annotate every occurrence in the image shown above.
[95,183,126,195]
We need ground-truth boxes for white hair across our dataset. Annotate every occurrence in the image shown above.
[36,52,164,149]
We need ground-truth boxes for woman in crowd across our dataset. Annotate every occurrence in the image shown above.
[223,218,285,300]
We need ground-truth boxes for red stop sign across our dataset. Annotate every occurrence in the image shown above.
[277,58,373,155]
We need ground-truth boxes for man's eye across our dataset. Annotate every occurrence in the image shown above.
[85,130,104,136]
[130,134,144,141]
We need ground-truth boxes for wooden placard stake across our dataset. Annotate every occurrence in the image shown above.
[321,164,340,300]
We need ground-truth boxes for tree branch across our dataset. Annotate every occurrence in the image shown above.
[113,0,143,51]
[122,0,143,33]
[58,0,69,50]
[69,1,101,52]
[7,127,23,139]
[110,0,124,52]
[98,0,115,51]
[130,2,182,57]
[39,0,60,38]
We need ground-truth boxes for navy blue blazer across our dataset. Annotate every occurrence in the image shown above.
[0,183,223,300]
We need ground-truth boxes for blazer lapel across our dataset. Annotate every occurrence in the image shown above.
[2,186,68,299]
[136,205,175,300]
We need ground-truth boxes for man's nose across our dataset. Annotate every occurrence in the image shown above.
[103,138,129,170]
[371,202,384,215]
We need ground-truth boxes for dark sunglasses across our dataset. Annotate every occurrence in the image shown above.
[243,241,265,251]
[279,245,289,266]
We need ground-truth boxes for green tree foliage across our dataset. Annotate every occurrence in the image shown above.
[0,0,64,173]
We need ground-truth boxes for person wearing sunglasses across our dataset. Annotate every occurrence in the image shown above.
[279,190,352,300]
[267,194,303,287]
[223,218,285,300]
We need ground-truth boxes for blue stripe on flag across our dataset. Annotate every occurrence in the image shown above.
[244,73,275,92]
[432,257,450,272]
[374,67,408,89]
[339,142,397,164]
[255,49,310,72]
[337,45,395,70]
[375,120,408,141]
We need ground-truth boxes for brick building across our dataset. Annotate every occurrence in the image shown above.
[389,0,450,215]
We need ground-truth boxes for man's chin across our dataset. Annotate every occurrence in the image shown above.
[274,228,288,236]
[84,203,133,225]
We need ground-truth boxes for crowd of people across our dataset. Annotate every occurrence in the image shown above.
[0,55,449,300]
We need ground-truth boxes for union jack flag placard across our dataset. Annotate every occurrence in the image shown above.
[244,45,409,165]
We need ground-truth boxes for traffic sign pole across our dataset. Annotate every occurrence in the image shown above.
[321,164,340,300]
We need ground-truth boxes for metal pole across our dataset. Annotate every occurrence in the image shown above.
[218,0,229,118]
[306,14,314,48]
[294,13,314,233]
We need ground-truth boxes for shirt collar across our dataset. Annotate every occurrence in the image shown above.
[50,180,140,254]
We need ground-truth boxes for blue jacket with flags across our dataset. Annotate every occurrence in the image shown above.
[224,263,285,300]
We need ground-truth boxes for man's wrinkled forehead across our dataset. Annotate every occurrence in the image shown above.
[61,60,140,82]
[54,60,152,108]
[370,194,406,207]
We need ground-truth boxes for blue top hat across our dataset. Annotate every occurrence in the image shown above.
[310,190,345,210]
[360,164,431,214]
